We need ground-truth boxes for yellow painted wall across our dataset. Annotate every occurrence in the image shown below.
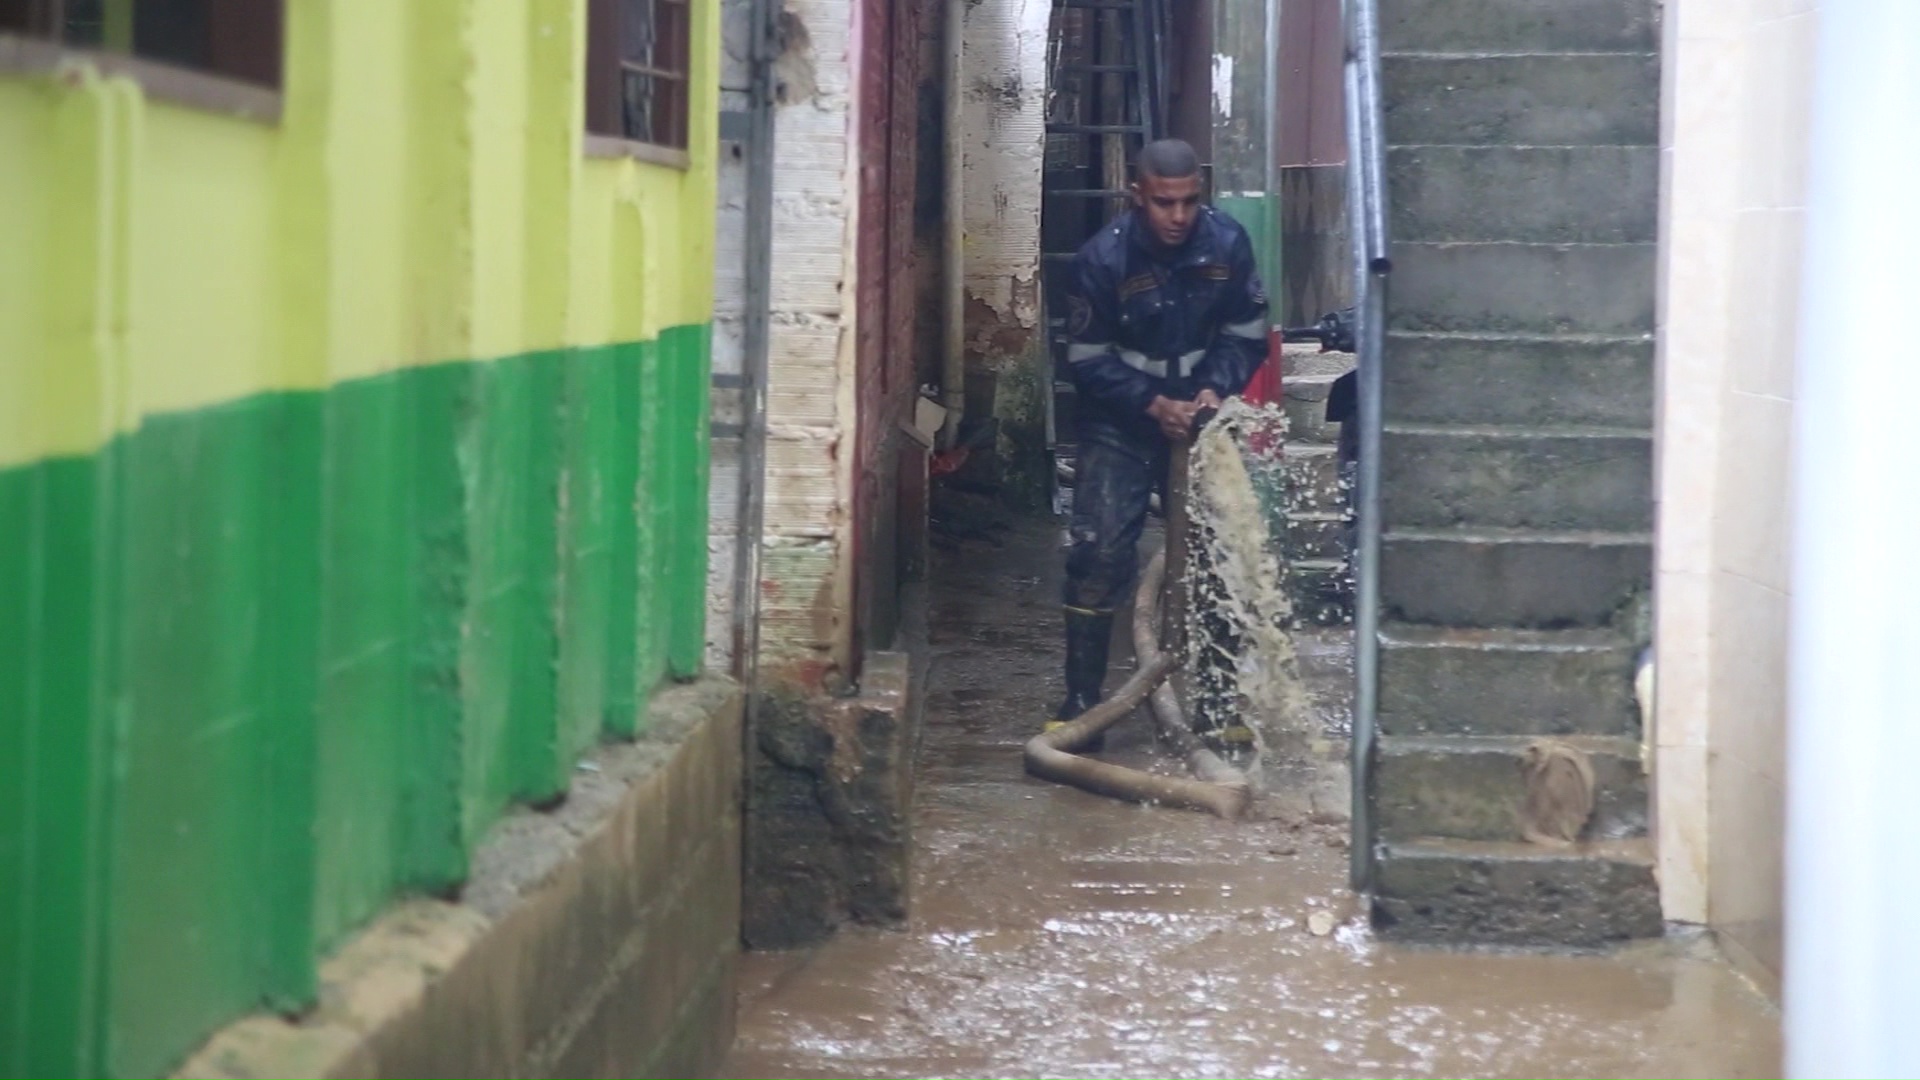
[0,0,718,471]
[0,6,721,1075]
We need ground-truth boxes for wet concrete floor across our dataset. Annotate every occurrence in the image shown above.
[724,513,1780,1079]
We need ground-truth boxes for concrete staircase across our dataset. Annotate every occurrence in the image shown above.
[1366,0,1663,945]
[1280,344,1355,627]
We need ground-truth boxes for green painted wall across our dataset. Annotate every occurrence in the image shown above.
[0,329,712,1078]
[1216,192,1283,312]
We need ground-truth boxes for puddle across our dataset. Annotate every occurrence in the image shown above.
[725,510,1781,1080]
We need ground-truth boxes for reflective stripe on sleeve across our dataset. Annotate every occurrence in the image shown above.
[1116,349,1169,378]
[1068,343,1198,380]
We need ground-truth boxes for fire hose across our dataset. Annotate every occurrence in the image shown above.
[1023,408,1256,821]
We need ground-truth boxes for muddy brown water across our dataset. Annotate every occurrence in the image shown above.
[724,514,1780,1079]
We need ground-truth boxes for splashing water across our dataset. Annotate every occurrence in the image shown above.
[1186,398,1316,768]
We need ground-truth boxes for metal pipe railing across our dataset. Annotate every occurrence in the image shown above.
[733,0,779,906]
[1342,0,1390,892]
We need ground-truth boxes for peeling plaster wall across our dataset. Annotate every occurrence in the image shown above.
[960,0,1052,503]
[960,0,1047,330]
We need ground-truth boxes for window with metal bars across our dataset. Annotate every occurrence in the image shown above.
[585,0,690,153]
[0,0,282,88]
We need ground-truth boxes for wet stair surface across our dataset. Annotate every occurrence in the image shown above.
[1280,344,1357,627]
[723,515,1777,1079]
[1366,0,1662,945]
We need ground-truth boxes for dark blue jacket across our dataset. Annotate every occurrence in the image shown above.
[1063,206,1270,443]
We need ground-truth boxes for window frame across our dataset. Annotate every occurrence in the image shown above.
[0,31,279,122]
[0,0,283,123]
[583,0,692,170]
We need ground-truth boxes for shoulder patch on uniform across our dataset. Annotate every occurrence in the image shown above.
[1067,294,1092,336]
[1198,263,1232,281]
[1118,273,1159,301]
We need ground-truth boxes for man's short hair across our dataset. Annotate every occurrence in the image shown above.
[1137,139,1200,181]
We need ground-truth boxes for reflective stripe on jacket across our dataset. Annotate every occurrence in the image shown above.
[1062,205,1269,440]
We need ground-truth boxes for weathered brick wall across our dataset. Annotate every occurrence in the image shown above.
[715,0,930,953]
[755,0,860,688]
[707,0,860,686]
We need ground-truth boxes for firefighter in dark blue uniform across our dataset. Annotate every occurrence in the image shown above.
[1050,139,1270,737]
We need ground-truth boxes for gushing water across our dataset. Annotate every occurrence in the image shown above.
[1186,399,1316,770]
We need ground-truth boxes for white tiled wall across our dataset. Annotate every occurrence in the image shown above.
[1656,0,1818,996]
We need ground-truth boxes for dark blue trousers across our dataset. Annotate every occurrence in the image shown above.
[1065,420,1243,736]
[1063,423,1168,612]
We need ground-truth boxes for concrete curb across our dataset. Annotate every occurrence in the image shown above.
[176,679,744,1080]
[742,648,922,949]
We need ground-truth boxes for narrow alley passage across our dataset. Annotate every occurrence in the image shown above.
[724,509,1781,1080]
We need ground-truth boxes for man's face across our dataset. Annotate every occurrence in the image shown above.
[1132,171,1204,248]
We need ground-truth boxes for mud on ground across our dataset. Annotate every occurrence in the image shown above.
[725,511,1779,1079]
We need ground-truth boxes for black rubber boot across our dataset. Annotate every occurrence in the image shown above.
[1047,607,1115,751]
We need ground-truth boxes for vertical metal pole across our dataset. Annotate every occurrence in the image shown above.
[1128,0,1153,141]
[732,0,777,806]
[1341,0,1388,893]
[1341,49,1371,892]
[1784,3,1920,1076]
[1263,0,1280,248]
[939,0,966,450]
[1353,0,1390,275]
[1349,252,1384,894]
[1156,0,1171,135]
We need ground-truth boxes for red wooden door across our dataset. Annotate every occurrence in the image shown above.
[851,0,924,670]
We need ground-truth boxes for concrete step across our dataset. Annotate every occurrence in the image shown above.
[1282,443,1343,511]
[1390,242,1657,335]
[1280,371,1351,445]
[1381,0,1659,54]
[1378,623,1639,738]
[1382,53,1659,147]
[1384,332,1653,429]
[1290,558,1352,627]
[1381,527,1650,628]
[1382,423,1652,531]
[1283,394,1343,445]
[1285,510,1348,563]
[1371,837,1662,947]
[1374,734,1647,844]
[1390,146,1658,244]
[1282,344,1353,379]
